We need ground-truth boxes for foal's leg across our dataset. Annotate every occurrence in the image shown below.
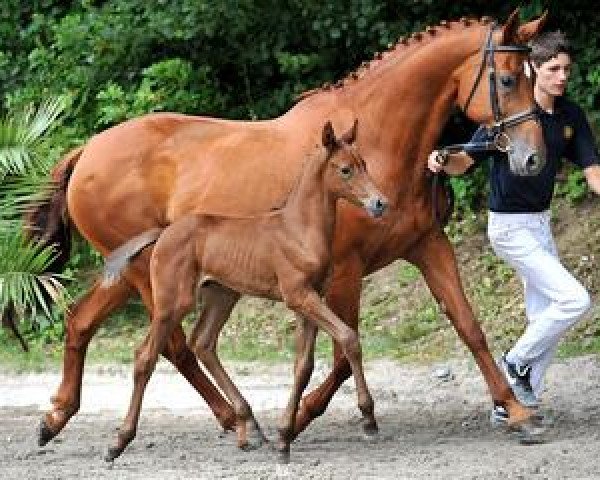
[293,255,375,438]
[288,288,374,442]
[190,284,267,450]
[275,314,318,462]
[133,275,236,431]
[106,269,196,461]
[406,230,534,425]
[39,279,133,446]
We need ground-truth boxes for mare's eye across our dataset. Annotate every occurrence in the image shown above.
[500,75,516,89]
[340,165,354,179]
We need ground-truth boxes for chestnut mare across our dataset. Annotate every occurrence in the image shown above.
[102,120,387,461]
[34,10,547,449]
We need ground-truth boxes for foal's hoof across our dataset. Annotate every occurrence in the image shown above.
[239,432,266,451]
[238,420,268,451]
[38,418,57,447]
[277,448,291,464]
[361,420,379,441]
[104,445,125,462]
[272,438,292,464]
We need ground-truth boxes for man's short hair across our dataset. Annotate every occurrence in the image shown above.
[529,31,573,66]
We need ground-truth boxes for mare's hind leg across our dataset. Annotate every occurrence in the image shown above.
[406,230,537,428]
[275,314,318,463]
[190,283,267,450]
[292,255,378,438]
[39,279,133,446]
[163,326,235,431]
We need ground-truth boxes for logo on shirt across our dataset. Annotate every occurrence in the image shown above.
[563,125,574,140]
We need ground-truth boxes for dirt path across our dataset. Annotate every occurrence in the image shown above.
[2,356,600,479]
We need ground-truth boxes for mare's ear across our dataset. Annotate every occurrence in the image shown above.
[322,121,337,150]
[501,8,521,45]
[516,11,547,44]
[341,119,358,145]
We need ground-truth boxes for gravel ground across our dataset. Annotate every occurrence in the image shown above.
[2,355,600,479]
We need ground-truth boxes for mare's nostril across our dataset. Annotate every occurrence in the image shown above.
[372,198,387,217]
[527,154,538,168]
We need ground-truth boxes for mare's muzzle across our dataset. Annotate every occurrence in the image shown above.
[506,134,546,176]
[366,196,388,218]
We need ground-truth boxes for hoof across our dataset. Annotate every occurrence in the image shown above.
[362,419,379,440]
[238,420,268,450]
[38,418,57,447]
[105,446,124,462]
[239,433,266,451]
[272,440,291,464]
[277,449,291,464]
[510,418,547,445]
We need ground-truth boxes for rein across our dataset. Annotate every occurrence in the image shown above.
[432,23,537,226]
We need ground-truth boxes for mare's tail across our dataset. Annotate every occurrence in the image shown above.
[2,146,83,351]
[102,228,163,287]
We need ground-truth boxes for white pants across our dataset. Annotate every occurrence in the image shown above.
[487,210,591,398]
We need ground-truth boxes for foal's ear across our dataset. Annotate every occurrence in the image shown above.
[322,120,337,150]
[340,119,358,145]
[516,11,547,44]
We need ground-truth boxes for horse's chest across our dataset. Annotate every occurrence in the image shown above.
[362,207,431,270]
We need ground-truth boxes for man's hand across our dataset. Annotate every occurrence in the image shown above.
[427,150,449,173]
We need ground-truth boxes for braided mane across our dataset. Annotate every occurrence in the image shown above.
[296,16,494,102]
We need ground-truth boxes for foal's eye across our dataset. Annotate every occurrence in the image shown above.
[499,75,516,89]
[339,165,354,179]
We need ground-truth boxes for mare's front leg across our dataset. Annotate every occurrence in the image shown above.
[275,314,318,463]
[406,229,535,426]
[190,283,267,450]
[39,278,133,446]
[292,254,377,438]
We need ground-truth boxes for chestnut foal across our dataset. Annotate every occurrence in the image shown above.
[103,120,388,461]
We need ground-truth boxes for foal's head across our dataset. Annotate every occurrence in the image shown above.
[321,120,387,218]
[455,9,548,175]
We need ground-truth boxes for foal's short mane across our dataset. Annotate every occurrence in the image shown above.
[296,16,494,102]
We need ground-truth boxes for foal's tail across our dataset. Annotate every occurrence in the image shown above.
[102,228,163,287]
[1,146,84,351]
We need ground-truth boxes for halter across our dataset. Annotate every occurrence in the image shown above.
[447,24,538,156]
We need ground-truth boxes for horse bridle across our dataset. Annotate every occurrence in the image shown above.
[445,23,538,157]
[432,24,538,225]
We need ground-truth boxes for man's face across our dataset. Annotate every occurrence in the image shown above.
[533,52,572,97]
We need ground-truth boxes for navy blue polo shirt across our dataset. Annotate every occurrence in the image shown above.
[469,96,600,213]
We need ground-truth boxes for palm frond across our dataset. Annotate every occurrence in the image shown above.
[0,231,70,318]
[0,175,55,222]
[0,97,67,176]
